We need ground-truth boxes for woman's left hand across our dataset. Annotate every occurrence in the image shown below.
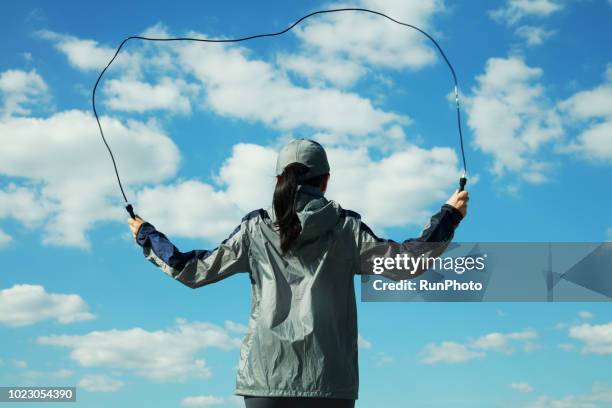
[446,190,469,218]
[128,215,146,240]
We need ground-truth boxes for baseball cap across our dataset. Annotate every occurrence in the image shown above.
[275,139,330,179]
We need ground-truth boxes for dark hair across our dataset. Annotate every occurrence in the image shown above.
[273,163,328,254]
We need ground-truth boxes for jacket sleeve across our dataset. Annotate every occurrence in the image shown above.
[356,204,464,279]
[135,216,251,289]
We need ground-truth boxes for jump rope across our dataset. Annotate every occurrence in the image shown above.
[91,8,469,220]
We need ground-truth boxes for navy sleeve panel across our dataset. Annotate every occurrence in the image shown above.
[358,204,463,244]
[358,221,396,243]
[135,213,253,288]
[242,208,268,221]
[136,222,214,271]
[355,204,464,278]
[340,209,362,220]
[407,204,463,243]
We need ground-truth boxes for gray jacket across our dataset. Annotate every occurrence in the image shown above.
[136,184,463,399]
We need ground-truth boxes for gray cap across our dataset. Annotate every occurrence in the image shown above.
[275,139,330,179]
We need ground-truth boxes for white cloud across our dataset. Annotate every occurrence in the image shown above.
[292,0,444,70]
[515,25,557,46]
[42,1,444,91]
[565,121,612,162]
[135,180,242,242]
[226,396,244,407]
[103,77,198,114]
[0,110,177,184]
[471,329,538,353]
[181,395,225,407]
[578,310,594,320]
[36,8,443,137]
[0,69,47,95]
[21,368,73,380]
[522,382,612,408]
[181,395,243,407]
[420,329,538,364]
[53,369,73,378]
[568,322,612,355]
[36,27,182,81]
[0,69,49,116]
[558,343,576,352]
[213,143,277,213]
[465,57,562,184]
[34,25,181,118]
[420,341,485,364]
[512,382,535,393]
[325,145,459,228]
[523,341,541,352]
[224,320,248,334]
[0,228,13,248]
[79,374,124,392]
[0,284,94,327]
[0,110,180,248]
[13,359,27,368]
[277,53,366,88]
[0,183,50,227]
[559,66,612,162]
[176,37,409,143]
[358,334,372,349]
[38,318,242,382]
[373,352,394,367]
[560,77,612,120]
[523,396,591,408]
[590,383,612,403]
[134,143,274,242]
[36,30,127,72]
[275,0,446,88]
[489,0,563,25]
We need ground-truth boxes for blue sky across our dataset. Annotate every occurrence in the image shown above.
[1,0,612,407]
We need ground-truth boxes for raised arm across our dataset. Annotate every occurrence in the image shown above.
[356,190,468,280]
[128,213,252,289]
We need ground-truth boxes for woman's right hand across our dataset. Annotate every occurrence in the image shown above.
[446,190,469,218]
[128,215,146,240]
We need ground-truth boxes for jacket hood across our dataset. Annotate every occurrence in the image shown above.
[269,184,341,247]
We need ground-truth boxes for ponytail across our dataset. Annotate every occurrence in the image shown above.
[273,163,308,254]
[273,163,328,254]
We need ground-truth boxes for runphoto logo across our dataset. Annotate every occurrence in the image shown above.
[372,254,487,275]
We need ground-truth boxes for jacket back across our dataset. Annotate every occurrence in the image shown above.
[236,184,360,398]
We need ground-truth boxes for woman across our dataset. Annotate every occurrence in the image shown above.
[128,139,468,408]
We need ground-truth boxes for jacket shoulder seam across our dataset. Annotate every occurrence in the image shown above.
[242,208,269,222]
[340,208,361,219]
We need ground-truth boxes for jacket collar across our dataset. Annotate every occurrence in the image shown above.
[294,184,324,211]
